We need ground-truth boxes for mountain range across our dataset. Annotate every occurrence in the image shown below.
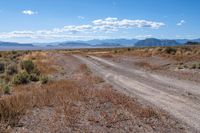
[135,38,180,47]
[0,41,33,47]
[0,38,199,50]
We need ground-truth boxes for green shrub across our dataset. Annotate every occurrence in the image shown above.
[21,60,35,74]
[114,50,118,54]
[40,75,48,84]
[183,65,188,69]
[6,63,18,75]
[0,62,5,73]
[164,47,177,54]
[197,63,200,69]
[11,50,17,55]
[32,67,40,75]
[3,84,11,94]
[190,64,196,69]
[29,73,39,82]
[191,63,200,69]
[13,71,30,85]
[156,47,163,51]
[177,65,184,69]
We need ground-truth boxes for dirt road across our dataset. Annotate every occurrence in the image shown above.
[74,55,200,132]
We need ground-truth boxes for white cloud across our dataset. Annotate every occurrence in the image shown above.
[0,17,165,40]
[93,18,165,29]
[78,16,85,19]
[22,10,37,15]
[177,20,185,26]
[63,25,92,33]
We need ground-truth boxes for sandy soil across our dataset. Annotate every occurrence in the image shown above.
[75,55,200,132]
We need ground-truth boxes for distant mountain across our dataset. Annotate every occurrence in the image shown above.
[94,43,122,47]
[58,42,91,47]
[58,42,123,48]
[82,39,138,46]
[175,39,189,44]
[175,38,200,44]
[192,38,200,43]
[0,41,33,47]
[46,45,54,47]
[1,37,200,50]
[185,41,200,45]
[33,38,200,48]
[135,38,179,47]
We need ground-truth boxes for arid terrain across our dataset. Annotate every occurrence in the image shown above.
[0,45,200,133]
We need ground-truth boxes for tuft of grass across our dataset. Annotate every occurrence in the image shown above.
[163,47,177,55]
[40,75,49,84]
[79,64,91,75]
[191,64,197,69]
[138,107,160,118]
[29,73,40,82]
[101,54,113,58]
[198,63,200,69]
[6,63,18,76]
[190,62,200,69]
[13,71,30,85]
[0,62,5,74]
[3,84,12,95]
[92,76,104,84]
[20,60,35,74]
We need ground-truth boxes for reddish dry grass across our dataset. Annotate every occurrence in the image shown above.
[0,76,165,131]
[0,80,81,130]
[35,60,57,74]
[134,61,161,70]
[94,88,163,119]
[79,64,91,75]
[100,54,113,58]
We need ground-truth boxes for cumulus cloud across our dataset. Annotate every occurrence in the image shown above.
[63,25,92,33]
[0,17,165,40]
[93,18,165,29]
[22,10,37,15]
[177,20,185,26]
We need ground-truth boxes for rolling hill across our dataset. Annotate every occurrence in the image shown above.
[135,38,180,47]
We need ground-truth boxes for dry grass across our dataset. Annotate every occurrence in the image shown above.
[0,75,165,132]
[22,52,58,74]
[0,52,186,132]
[94,88,163,119]
[78,64,92,75]
[0,80,82,130]
[35,60,57,74]
[89,46,199,63]
[134,61,161,70]
[92,76,104,84]
[100,53,113,58]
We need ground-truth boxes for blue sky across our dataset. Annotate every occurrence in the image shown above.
[0,0,199,43]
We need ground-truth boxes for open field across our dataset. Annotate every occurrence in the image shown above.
[0,46,200,132]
